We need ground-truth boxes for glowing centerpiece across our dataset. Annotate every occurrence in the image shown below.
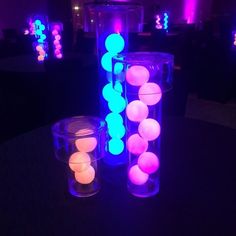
[112,52,173,197]
[84,2,143,166]
[52,116,106,197]
[50,22,63,59]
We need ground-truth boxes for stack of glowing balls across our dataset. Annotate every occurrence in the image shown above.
[51,23,63,59]
[233,31,236,47]
[126,65,162,186]
[68,129,97,185]
[101,33,126,156]
[33,19,48,62]
[155,13,169,31]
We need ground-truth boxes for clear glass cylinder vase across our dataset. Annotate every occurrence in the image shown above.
[83,2,143,166]
[112,52,174,197]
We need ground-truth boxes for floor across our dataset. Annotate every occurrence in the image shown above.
[185,94,236,130]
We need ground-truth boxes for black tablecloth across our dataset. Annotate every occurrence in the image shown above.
[0,117,235,236]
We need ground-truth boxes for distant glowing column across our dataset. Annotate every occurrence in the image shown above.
[51,23,63,59]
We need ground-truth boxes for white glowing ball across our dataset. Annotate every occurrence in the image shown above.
[75,137,97,153]
[127,134,148,155]
[138,152,160,174]
[126,65,150,86]
[75,165,95,184]
[138,118,161,141]
[138,83,162,105]
[128,165,149,185]
[126,100,149,122]
[69,152,91,172]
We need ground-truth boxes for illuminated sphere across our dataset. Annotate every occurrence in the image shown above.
[41,34,47,40]
[114,82,123,94]
[128,165,149,185]
[52,29,58,36]
[56,54,63,59]
[75,137,97,153]
[75,165,95,185]
[105,112,123,125]
[36,45,43,51]
[105,33,125,53]
[138,118,161,141]
[55,35,61,41]
[34,20,41,25]
[127,134,148,155]
[101,52,115,72]
[114,62,124,75]
[126,65,150,86]
[54,40,60,45]
[108,95,126,113]
[55,49,61,55]
[102,83,118,102]
[126,100,149,122]
[108,138,124,155]
[69,152,91,172]
[108,123,125,139]
[36,29,42,35]
[39,50,46,56]
[138,152,160,174]
[138,83,162,105]
[56,44,62,50]
[39,24,45,31]
[37,55,44,61]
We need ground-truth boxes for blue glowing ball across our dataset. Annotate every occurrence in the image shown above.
[108,138,124,155]
[114,62,124,75]
[114,82,123,93]
[40,24,45,31]
[105,112,123,125]
[101,52,115,72]
[35,20,41,25]
[108,95,126,113]
[102,83,119,102]
[108,124,126,139]
[36,29,42,35]
[41,34,47,40]
[105,33,125,53]
[37,39,44,43]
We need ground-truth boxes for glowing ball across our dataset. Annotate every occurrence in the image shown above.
[102,83,118,102]
[138,152,160,174]
[37,55,44,61]
[127,134,148,155]
[105,112,123,125]
[53,40,60,45]
[75,165,95,184]
[126,100,149,122]
[41,34,47,40]
[56,54,63,59]
[108,95,126,113]
[36,29,42,35]
[139,83,162,105]
[36,45,42,51]
[114,62,124,75]
[69,152,91,172]
[56,44,62,50]
[114,82,123,93]
[108,123,125,139]
[75,137,97,153]
[52,30,58,36]
[138,119,161,141]
[35,20,41,25]
[39,24,45,31]
[101,52,115,72]
[39,50,46,56]
[128,165,149,185]
[55,35,61,41]
[108,138,124,155]
[126,65,150,86]
[105,33,125,53]
[55,49,61,55]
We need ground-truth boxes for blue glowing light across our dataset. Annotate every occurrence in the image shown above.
[114,82,123,93]
[114,62,124,75]
[102,83,119,101]
[101,52,115,72]
[108,138,124,155]
[35,20,41,25]
[108,124,126,139]
[40,24,45,31]
[108,95,126,113]
[105,33,125,53]
[105,112,123,125]
[163,13,169,30]
[36,29,42,35]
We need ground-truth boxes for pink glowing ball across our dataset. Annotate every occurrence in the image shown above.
[36,45,43,51]
[138,152,160,174]
[55,35,61,41]
[53,40,60,45]
[126,65,150,86]
[37,55,44,61]
[56,54,63,59]
[128,165,149,185]
[69,152,91,172]
[56,44,62,50]
[126,100,149,122]
[127,134,148,155]
[138,118,161,141]
[75,137,97,153]
[55,49,61,55]
[75,165,95,185]
[138,82,162,105]
[52,30,58,36]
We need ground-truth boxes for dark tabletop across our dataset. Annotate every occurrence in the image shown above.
[0,117,235,236]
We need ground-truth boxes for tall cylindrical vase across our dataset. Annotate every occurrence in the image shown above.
[112,52,174,197]
[84,2,143,166]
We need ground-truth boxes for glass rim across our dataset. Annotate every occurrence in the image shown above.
[51,116,106,138]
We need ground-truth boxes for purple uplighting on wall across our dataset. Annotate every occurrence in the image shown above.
[51,23,63,59]
[184,0,198,24]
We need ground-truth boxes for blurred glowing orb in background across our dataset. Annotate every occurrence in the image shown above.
[138,118,161,141]
[126,65,150,86]
[127,133,148,155]
[128,165,149,185]
[126,100,148,122]
[69,152,91,172]
[138,82,162,105]
[138,152,160,174]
